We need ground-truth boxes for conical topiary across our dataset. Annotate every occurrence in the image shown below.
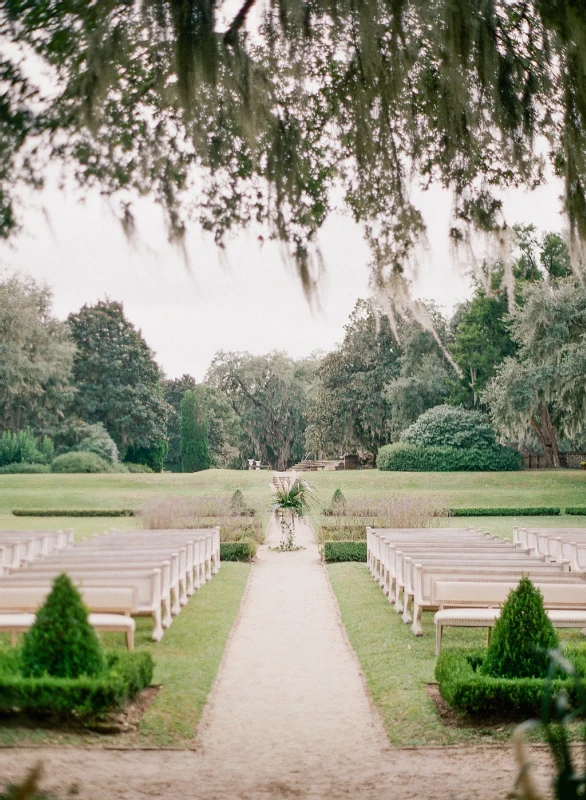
[20,573,106,679]
[330,488,347,515]
[230,489,245,513]
[481,576,559,679]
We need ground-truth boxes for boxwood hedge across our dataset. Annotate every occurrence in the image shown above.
[566,507,586,516]
[435,647,586,717]
[376,442,522,472]
[220,541,257,562]
[448,507,561,517]
[322,541,367,563]
[0,650,153,718]
[12,509,135,517]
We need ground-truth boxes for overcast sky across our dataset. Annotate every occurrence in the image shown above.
[1,172,566,380]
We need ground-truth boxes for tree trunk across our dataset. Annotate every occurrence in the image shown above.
[530,401,561,468]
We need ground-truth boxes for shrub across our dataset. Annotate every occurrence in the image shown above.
[0,650,153,718]
[376,442,521,471]
[435,649,576,717]
[74,424,119,464]
[481,577,559,679]
[220,541,257,561]
[449,506,561,516]
[322,541,367,562]
[401,405,498,449]
[124,462,153,473]
[566,507,586,516]
[0,463,50,474]
[12,508,134,517]
[0,428,54,467]
[326,488,347,516]
[20,574,106,679]
[51,451,110,473]
[125,442,167,473]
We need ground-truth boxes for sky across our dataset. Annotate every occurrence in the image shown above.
[1,171,566,380]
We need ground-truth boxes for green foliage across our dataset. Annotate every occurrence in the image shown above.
[322,541,367,563]
[566,507,586,516]
[449,506,560,517]
[0,463,50,474]
[12,508,134,517]
[0,275,75,434]
[481,577,559,679]
[207,350,314,470]
[330,488,347,515]
[20,574,106,680]
[67,300,170,455]
[435,649,576,718]
[376,442,521,471]
[0,650,153,718]
[124,462,153,473]
[229,488,255,516]
[271,475,318,517]
[401,405,497,449]
[180,390,211,472]
[0,428,54,467]
[220,541,257,562]
[50,452,111,473]
[69,422,119,464]
[163,374,197,471]
[125,441,168,473]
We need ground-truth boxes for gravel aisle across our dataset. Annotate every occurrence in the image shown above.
[0,516,554,798]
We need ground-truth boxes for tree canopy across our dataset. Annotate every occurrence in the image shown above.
[2,2,586,301]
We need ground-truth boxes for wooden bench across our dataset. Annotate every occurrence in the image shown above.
[0,585,137,649]
[433,580,586,655]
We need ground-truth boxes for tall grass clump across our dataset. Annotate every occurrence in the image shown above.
[314,495,445,544]
[139,495,265,543]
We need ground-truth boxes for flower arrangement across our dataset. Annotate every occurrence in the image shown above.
[270,472,318,551]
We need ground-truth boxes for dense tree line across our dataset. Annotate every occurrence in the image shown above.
[1,226,584,471]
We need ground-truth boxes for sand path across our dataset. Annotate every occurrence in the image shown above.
[0,518,555,798]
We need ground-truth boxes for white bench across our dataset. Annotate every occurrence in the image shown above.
[0,585,137,649]
[410,563,580,636]
[1,568,164,641]
[434,580,586,654]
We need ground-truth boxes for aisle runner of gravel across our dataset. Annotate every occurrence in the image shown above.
[0,514,554,799]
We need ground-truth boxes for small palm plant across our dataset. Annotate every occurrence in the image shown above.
[270,472,318,550]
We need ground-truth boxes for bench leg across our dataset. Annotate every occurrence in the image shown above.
[179,577,188,607]
[435,623,443,656]
[151,608,164,643]
[162,596,173,629]
[126,628,134,651]
[402,593,413,625]
[213,552,220,575]
[171,586,181,616]
[388,579,396,604]
[411,604,423,636]
[206,558,212,582]
[394,586,404,615]
[200,563,207,585]
[193,566,201,591]
[186,569,194,597]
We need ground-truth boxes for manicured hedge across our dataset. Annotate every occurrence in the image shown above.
[449,507,561,517]
[0,463,50,474]
[51,452,110,473]
[220,541,257,562]
[322,541,367,563]
[376,442,522,472]
[12,508,135,517]
[566,507,586,516]
[0,651,153,718]
[435,648,586,717]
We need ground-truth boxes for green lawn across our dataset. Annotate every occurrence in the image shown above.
[0,562,250,747]
[329,562,585,746]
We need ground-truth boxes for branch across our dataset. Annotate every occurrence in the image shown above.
[224,0,257,47]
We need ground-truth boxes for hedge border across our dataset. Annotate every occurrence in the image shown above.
[322,541,367,563]
[448,507,561,517]
[12,509,135,517]
[566,507,586,516]
[435,648,586,717]
[0,651,153,718]
[220,541,257,562]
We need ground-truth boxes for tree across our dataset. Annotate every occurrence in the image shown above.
[0,274,75,434]
[483,277,586,467]
[384,309,453,430]
[2,4,586,300]
[206,350,312,470]
[306,300,401,459]
[67,300,169,458]
[400,405,498,450]
[163,374,198,472]
[180,389,211,472]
